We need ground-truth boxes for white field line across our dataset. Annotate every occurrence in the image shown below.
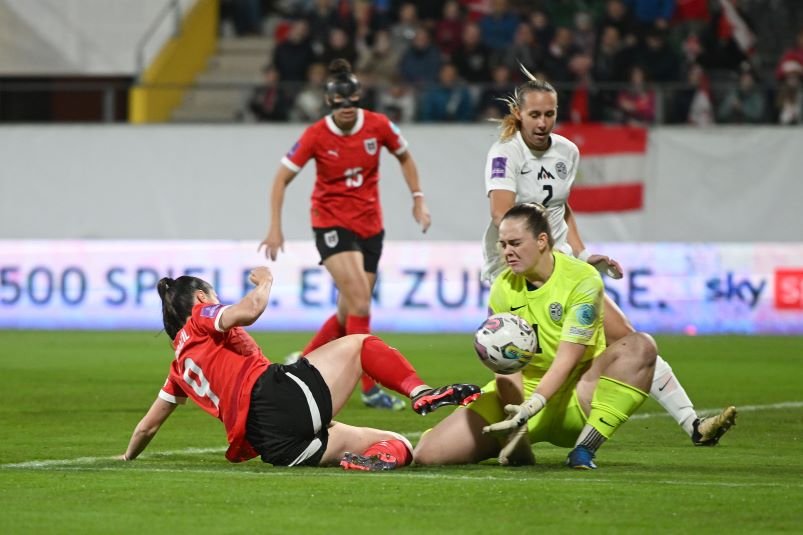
[2,401,801,471]
[3,465,803,490]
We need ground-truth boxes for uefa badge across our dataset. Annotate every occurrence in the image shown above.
[364,138,377,155]
[549,302,563,322]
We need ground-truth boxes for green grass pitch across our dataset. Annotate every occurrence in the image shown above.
[1,330,802,533]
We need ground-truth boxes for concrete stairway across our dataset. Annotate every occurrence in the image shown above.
[170,35,273,123]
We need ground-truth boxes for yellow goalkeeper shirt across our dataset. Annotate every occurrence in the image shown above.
[488,252,607,382]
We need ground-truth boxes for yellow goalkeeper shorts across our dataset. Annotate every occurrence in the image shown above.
[466,375,588,448]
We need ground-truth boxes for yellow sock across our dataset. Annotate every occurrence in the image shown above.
[588,376,649,439]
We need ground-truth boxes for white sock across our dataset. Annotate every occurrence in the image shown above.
[409,385,430,399]
[650,355,698,436]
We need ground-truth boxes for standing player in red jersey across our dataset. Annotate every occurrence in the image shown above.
[258,58,431,411]
[118,267,480,470]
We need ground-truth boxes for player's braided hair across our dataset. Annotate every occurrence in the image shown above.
[497,64,557,142]
[501,202,554,248]
[157,276,214,340]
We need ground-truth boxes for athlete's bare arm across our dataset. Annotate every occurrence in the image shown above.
[564,203,586,256]
[218,267,274,330]
[489,189,516,227]
[396,151,431,233]
[259,164,298,260]
[119,397,178,461]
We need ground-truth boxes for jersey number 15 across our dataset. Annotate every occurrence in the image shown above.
[345,167,364,188]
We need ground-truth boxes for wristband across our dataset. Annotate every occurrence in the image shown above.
[576,249,590,262]
[529,392,547,411]
[412,191,424,198]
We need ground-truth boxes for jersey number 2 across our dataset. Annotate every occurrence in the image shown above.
[345,167,364,188]
[542,185,553,206]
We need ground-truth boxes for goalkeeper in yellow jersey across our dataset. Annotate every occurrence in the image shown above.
[415,203,657,469]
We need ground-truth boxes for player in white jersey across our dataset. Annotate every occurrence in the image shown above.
[482,129,579,279]
[481,67,736,447]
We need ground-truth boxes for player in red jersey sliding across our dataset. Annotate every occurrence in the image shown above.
[118,267,479,471]
[259,58,431,411]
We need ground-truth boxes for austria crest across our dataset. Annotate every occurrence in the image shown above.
[364,138,378,155]
[324,230,339,248]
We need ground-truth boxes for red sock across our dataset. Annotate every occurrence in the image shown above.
[360,336,425,397]
[346,315,377,393]
[302,314,345,355]
[362,439,413,467]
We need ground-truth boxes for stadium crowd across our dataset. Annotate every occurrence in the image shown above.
[235,0,803,125]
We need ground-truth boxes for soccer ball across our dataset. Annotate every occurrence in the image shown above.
[473,313,537,375]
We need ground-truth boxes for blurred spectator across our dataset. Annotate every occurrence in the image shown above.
[503,23,544,81]
[419,63,475,122]
[248,65,291,121]
[567,54,596,123]
[272,19,316,82]
[378,77,417,123]
[221,0,262,36]
[356,30,400,85]
[623,0,675,33]
[319,27,358,66]
[399,28,442,86]
[775,60,803,125]
[476,64,515,120]
[543,27,578,83]
[698,0,755,73]
[462,0,492,22]
[390,2,420,52]
[717,68,766,123]
[434,1,465,59]
[594,25,633,84]
[594,25,634,121]
[290,62,328,121]
[638,28,681,82]
[453,22,492,83]
[529,10,555,52]
[668,63,713,125]
[352,0,379,48]
[616,65,656,125]
[479,0,520,53]
[410,0,448,26]
[673,0,709,24]
[775,29,803,81]
[305,0,340,56]
[598,0,638,48]
[548,0,601,29]
[573,11,596,57]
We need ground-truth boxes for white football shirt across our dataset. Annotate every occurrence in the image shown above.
[482,131,579,281]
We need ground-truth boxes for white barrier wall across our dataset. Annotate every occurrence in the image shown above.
[1,125,803,242]
[0,0,195,75]
[1,240,801,334]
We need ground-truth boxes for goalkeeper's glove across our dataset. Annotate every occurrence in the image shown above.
[482,393,547,436]
[497,424,534,466]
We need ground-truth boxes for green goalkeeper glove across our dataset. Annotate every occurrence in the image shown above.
[482,393,547,435]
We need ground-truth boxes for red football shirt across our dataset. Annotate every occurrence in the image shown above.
[159,303,271,462]
[281,109,408,238]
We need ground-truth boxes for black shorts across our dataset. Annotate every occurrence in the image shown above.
[245,358,333,466]
[313,227,384,273]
